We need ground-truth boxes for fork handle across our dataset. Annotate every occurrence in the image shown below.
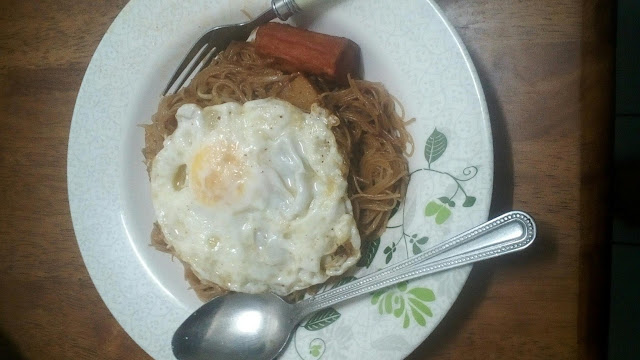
[272,0,320,20]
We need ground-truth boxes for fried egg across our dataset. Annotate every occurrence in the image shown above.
[150,98,361,295]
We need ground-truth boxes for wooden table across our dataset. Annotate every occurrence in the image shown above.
[0,0,613,358]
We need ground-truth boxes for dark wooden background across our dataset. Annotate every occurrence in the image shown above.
[0,0,613,358]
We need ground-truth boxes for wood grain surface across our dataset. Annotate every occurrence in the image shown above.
[0,0,613,359]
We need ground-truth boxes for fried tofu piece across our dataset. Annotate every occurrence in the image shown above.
[276,75,319,112]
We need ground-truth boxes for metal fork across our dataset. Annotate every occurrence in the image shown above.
[163,0,318,95]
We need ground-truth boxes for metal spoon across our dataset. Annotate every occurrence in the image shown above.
[172,211,536,360]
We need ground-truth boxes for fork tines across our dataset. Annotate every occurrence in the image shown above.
[163,38,219,96]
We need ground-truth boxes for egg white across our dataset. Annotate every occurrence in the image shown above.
[150,98,361,295]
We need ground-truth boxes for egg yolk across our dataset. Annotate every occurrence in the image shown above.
[189,142,247,205]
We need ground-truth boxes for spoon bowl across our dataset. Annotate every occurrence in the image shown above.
[173,293,297,360]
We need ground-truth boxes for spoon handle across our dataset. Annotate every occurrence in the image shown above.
[295,211,536,317]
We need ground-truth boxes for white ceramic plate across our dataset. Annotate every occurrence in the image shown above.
[68,0,492,359]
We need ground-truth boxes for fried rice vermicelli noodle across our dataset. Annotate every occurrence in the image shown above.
[144,42,414,301]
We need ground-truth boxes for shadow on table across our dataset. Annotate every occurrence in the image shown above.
[0,330,24,360]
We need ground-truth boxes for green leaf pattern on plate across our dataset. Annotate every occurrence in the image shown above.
[308,339,325,358]
[383,128,479,264]
[356,237,380,268]
[304,308,341,331]
[371,281,436,328]
[424,128,447,167]
[294,333,326,360]
[420,130,478,225]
